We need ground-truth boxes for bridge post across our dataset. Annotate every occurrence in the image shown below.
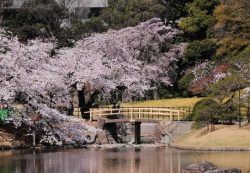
[134,122,141,144]
[130,108,133,121]
[90,110,92,121]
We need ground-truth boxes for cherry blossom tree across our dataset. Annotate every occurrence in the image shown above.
[55,18,186,115]
[0,18,186,145]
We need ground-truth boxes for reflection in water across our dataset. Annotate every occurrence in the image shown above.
[0,148,250,173]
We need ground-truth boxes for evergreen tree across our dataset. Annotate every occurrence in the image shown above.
[178,0,219,40]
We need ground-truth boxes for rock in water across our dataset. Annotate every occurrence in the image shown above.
[205,168,241,173]
[182,161,217,173]
[182,161,241,173]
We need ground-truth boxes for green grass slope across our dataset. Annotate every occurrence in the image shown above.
[122,97,203,107]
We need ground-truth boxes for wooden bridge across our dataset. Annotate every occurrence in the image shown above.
[85,107,186,122]
[83,107,186,144]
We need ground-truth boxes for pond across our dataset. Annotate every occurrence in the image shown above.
[0,147,250,173]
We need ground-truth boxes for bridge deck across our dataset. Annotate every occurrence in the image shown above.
[102,118,160,124]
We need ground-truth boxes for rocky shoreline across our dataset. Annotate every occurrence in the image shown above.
[87,143,166,150]
[0,142,167,151]
[0,121,184,151]
[3,143,250,152]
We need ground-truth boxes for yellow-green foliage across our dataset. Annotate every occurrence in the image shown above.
[122,97,203,107]
[214,0,250,55]
[216,37,250,56]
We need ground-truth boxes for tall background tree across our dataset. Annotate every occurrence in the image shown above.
[1,0,67,42]
[98,0,165,29]
[0,0,13,24]
[178,0,220,40]
[214,0,250,56]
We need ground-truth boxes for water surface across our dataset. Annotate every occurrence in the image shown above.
[0,148,250,173]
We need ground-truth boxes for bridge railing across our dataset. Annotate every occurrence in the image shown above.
[84,107,186,121]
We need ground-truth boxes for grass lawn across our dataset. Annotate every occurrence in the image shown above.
[121,97,203,107]
[174,124,250,148]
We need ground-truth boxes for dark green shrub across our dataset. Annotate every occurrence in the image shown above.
[191,99,238,124]
[218,103,238,124]
[178,73,195,96]
[191,99,220,123]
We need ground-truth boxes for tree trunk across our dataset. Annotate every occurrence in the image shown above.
[78,89,88,119]
[247,107,250,123]
[68,100,74,116]
[78,88,100,119]
[207,122,209,132]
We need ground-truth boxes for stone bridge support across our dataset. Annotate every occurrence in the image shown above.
[98,118,160,145]
[133,122,141,144]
